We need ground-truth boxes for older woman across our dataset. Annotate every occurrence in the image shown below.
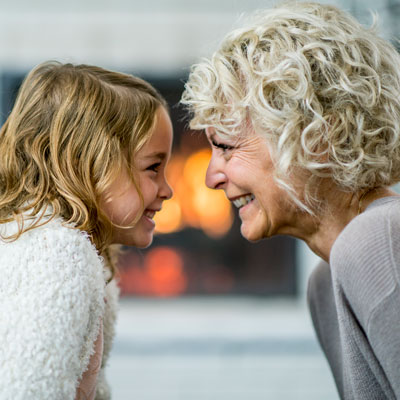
[182,2,400,399]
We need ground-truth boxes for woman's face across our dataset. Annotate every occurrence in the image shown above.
[205,127,298,241]
[102,106,173,247]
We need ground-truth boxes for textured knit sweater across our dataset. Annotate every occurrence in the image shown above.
[0,214,119,400]
[308,196,400,400]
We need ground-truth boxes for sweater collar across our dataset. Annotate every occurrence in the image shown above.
[365,195,400,212]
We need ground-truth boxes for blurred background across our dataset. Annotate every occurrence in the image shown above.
[1,0,400,398]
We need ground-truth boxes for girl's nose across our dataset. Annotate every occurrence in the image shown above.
[160,177,173,200]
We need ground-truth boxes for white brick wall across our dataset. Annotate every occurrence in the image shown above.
[0,0,397,74]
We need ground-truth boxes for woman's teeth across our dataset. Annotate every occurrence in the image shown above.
[233,194,255,209]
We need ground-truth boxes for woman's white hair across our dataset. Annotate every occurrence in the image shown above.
[182,1,400,213]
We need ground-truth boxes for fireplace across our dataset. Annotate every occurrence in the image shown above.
[1,72,297,297]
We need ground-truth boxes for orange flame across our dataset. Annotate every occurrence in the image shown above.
[154,148,233,237]
[145,247,187,296]
[118,247,187,297]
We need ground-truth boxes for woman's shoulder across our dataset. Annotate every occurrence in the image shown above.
[330,196,400,319]
[333,196,400,257]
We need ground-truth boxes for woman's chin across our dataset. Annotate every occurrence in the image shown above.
[240,224,263,242]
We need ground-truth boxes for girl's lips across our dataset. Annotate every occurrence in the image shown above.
[144,209,156,219]
[142,208,161,227]
[143,214,156,227]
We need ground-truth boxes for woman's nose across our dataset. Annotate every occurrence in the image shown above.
[205,154,227,190]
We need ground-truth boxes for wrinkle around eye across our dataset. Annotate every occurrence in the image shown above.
[211,139,233,152]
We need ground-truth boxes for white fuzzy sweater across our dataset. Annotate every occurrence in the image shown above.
[0,215,119,400]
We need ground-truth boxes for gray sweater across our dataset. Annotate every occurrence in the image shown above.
[308,196,400,400]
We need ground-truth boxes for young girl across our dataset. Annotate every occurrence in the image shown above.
[0,61,173,399]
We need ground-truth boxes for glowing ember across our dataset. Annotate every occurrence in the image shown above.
[153,197,182,233]
[145,247,187,296]
[118,247,187,297]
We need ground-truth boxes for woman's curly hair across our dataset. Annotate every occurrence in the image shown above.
[182,2,400,212]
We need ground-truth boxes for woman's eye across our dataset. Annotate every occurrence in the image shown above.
[211,139,234,152]
[147,162,161,173]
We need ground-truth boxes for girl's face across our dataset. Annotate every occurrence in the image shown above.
[102,106,173,247]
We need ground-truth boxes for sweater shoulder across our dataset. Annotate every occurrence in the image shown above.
[0,218,106,399]
[1,216,102,261]
[0,217,105,293]
[330,198,400,323]
[331,198,400,272]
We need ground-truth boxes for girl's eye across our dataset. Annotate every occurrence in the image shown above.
[211,139,234,152]
[147,162,161,173]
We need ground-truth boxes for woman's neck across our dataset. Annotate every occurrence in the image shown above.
[297,186,398,262]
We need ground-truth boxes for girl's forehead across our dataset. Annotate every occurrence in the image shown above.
[138,108,173,156]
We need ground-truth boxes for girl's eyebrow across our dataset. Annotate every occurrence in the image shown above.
[144,152,167,160]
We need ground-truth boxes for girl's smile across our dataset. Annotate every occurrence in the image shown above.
[102,106,173,247]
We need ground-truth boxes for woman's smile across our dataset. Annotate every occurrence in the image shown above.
[238,196,256,217]
[205,128,296,241]
[231,193,255,210]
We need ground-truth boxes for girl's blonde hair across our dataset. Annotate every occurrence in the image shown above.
[182,2,400,213]
[0,61,166,277]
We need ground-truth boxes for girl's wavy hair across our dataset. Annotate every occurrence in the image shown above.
[0,61,166,278]
[182,2,400,213]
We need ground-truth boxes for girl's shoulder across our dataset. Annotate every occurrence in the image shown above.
[1,214,96,252]
[0,216,106,399]
[0,215,105,289]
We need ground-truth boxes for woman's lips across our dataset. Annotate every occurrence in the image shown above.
[229,194,255,209]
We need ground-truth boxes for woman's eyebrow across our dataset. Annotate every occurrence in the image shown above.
[209,133,217,142]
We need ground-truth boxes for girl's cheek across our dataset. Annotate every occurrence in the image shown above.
[139,176,159,202]
[150,184,159,201]
[148,179,160,196]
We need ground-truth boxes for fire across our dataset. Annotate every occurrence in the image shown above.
[145,247,187,296]
[154,148,233,237]
[118,147,235,297]
[118,247,187,297]
[153,198,182,234]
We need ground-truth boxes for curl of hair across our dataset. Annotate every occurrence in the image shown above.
[0,61,166,278]
[182,2,400,212]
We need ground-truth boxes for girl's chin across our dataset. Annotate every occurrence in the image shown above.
[127,231,154,248]
[134,237,154,248]
[111,228,154,247]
